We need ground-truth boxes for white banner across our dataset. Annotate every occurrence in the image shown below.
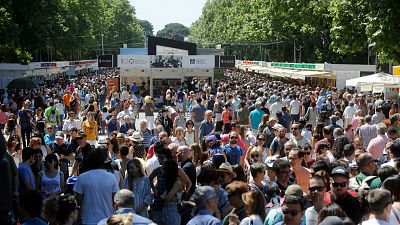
[118,55,150,68]
[182,55,215,68]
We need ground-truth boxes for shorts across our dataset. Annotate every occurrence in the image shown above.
[162,203,180,225]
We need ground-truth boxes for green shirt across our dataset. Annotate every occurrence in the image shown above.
[356,172,382,190]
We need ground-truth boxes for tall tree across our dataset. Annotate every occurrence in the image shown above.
[156,23,189,41]
[139,20,154,36]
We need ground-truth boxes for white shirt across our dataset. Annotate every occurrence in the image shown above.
[121,91,130,101]
[145,156,160,176]
[269,102,283,119]
[301,129,312,142]
[240,215,263,225]
[290,134,311,148]
[361,218,391,225]
[74,169,119,225]
[62,119,82,131]
[290,99,301,115]
[116,110,135,127]
[343,106,356,121]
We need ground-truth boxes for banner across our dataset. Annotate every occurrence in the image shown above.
[107,77,119,94]
[150,55,183,68]
[98,55,114,67]
[219,56,235,68]
[118,55,150,68]
[182,55,215,68]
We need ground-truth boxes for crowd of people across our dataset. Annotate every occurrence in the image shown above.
[1,68,400,225]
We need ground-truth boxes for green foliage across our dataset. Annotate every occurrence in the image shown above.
[0,0,144,63]
[139,20,154,36]
[156,23,189,41]
[190,0,399,65]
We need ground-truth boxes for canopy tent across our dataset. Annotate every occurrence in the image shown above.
[345,72,393,87]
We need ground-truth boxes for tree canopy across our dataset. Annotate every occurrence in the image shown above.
[190,0,400,65]
[139,20,154,36]
[156,23,189,41]
[0,0,144,63]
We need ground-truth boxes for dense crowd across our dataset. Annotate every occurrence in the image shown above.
[1,69,400,225]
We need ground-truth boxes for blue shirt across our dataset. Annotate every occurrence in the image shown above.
[223,145,242,165]
[22,218,47,225]
[97,208,155,225]
[249,109,265,130]
[44,133,56,145]
[18,163,36,193]
[199,120,214,141]
[187,210,221,225]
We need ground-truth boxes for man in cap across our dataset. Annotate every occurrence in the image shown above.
[325,166,363,224]
[50,131,74,182]
[71,132,93,176]
[187,186,221,225]
[217,162,236,189]
[249,102,266,135]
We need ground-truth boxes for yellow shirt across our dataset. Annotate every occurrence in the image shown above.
[82,120,98,141]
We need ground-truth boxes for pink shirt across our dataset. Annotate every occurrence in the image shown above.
[367,134,391,159]
[352,116,361,131]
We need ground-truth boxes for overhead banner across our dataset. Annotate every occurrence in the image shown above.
[118,55,215,68]
[182,55,215,68]
[118,55,150,68]
[98,55,114,67]
[219,56,236,68]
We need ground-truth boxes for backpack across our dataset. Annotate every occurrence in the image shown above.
[49,108,57,123]
[348,175,377,192]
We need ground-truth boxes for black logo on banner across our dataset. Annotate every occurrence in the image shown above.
[190,59,196,64]
[98,55,114,67]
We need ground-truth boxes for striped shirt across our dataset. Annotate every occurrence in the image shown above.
[140,129,152,149]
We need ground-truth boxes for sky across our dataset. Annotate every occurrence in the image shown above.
[130,0,208,33]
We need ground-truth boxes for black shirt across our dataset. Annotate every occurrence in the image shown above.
[181,158,196,199]
[75,143,93,175]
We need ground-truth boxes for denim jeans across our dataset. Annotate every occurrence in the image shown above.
[162,202,180,225]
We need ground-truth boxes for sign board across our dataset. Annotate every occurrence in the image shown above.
[183,55,215,68]
[271,62,324,70]
[118,55,150,68]
[218,56,236,68]
[156,45,189,55]
[150,55,183,68]
[242,60,262,65]
[98,55,114,67]
[393,66,400,76]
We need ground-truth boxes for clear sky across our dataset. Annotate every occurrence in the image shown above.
[130,0,207,33]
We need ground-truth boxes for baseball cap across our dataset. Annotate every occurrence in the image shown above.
[205,135,218,144]
[55,131,64,139]
[265,156,277,168]
[285,184,303,198]
[273,123,284,130]
[331,166,349,179]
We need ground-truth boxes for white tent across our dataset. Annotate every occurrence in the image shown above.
[346,72,393,87]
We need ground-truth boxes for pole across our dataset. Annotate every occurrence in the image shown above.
[101,34,104,55]
[293,39,296,63]
[368,45,370,65]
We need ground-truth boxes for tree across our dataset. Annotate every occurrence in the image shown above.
[139,20,154,36]
[156,23,189,41]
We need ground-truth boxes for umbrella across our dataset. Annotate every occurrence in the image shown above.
[7,78,39,89]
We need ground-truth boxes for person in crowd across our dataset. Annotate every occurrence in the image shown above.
[237,102,250,126]
[123,158,153,218]
[272,159,292,196]
[185,119,197,145]
[187,186,221,225]
[44,124,56,145]
[349,153,382,191]
[98,189,155,225]
[177,145,196,196]
[372,106,386,124]
[62,111,81,135]
[71,132,93,176]
[223,181,249,223]
[34,107,46,135]
[305,175,327,225]
[37,153,64,200]
[45,100,61,131]
[192,98,207,132]
[382,175,400,224]
[82,111,98,146]
[288,148,311,193]
[43,194,79,225]
[270,126,289,157]
[289,123,310,148]
[18,190,47,225]
[359,115,377,150]
[199,110,214,141]
[249,102,265,135]
[366,123,391,159]
[325,166,363,224]
[138,120,152,150]
[223,131,243,165]
[18,147,36,194]
[362,189,393,225]
[119,115,135,134]
[17,100,34,148]
[74,146,119,225]
[239,191,265,225]
[173,110,187,134]
[159,108,173,136]
[317,204,349,224]
[276,195,305,225]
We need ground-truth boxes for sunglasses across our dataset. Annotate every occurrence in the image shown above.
[47,128,53,130]
[309,186,324,192]
[332,182,347,188]
[303,151,311,155]
[282,209,300,217]
[291,127,299,130]
[257,138,265,141]
[230,136,238,139]
[251,154,260,158]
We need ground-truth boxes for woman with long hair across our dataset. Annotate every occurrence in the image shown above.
[161,159,183,225]
[305,101,318,127]
[35,107,46,135]
[107,137,120,160]
[185,119,197,145]
[37,153,64,200]
[258,114,269,134]
[172,126,187,146]
[4,115,22,143]
[240,191,266,225]
[43,194,79,225]
[7,135,21,166]
[123,158,153,218]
